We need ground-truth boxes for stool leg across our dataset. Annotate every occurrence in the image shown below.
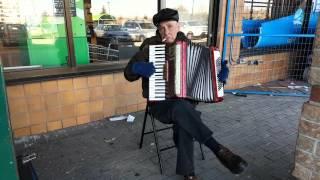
[150,115,163,174]
[199,143,205,160]
[139,105,149,149]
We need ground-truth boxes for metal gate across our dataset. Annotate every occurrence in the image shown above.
[222,0,319,97]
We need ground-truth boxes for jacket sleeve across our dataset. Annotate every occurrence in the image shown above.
[124,40,150,82]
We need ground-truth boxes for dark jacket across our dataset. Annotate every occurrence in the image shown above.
[124,31,189,98]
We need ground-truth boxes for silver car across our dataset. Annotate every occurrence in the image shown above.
[180,21,208,38]
[122,20,156,42]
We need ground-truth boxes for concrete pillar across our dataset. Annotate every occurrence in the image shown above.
[292,18,320,180]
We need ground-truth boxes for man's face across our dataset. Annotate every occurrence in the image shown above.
[158,20,180,44]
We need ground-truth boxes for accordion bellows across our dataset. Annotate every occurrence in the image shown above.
[149,41,224,103]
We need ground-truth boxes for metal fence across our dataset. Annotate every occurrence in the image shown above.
[222,0,319,96]
[88,44,119,62]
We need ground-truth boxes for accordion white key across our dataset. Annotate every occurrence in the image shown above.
[149,41,224,102]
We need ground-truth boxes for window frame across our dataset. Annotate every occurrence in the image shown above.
[3,0,221,84]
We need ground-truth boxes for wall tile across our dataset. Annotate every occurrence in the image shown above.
[47,121,62,132]
[41,81,58,94]
[310,67,320,85]
[103,85,115,97]
[61,105,76,119]
[26,96,45,112]
[14,127,30,138]
[88,75,102,87]
[127,94,138,106]
[102,74,114,85]
[90,112,104,121]
[31,124,47,135]
[127,104,137,113]
[24,83,41,97]
[76,102,90,115]
[302,103,320,123]
[62,117,77,128]
[8,98,28,114]
[73,77,88,89]
[125,82,140,95]
[29,111,46,125]
[138,102,147,111]
[114,73,126,83]
[7,85,25,98]
[89,87,103,100]
[90,100,103,113]
[10,112,30,129]
[58,91,75,106]
[58,79,73,91]
[311,172,320,180]
[47,107,62,122]
[77,115,90,125]
[292,163,312,180]
[300,119,320,139]
[74,89,90,103]
[114,83,126,95]
[295,149,315,171]
[103,98,115,117]
[115,106,127,115]
[114,95,128,108]
[44,93,60,109]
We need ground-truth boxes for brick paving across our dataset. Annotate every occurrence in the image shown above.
[15,94,307,180]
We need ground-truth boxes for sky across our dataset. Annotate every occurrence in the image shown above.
[91,0,209,18]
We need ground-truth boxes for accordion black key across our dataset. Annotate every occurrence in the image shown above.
[149,41,224,102]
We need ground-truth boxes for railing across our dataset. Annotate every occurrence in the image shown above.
[88,43,119,62]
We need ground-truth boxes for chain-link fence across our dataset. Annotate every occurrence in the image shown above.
[223,0,319,96]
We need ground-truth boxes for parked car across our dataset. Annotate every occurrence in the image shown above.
[94,24,123,38]
[95,24,133,46]
[179,21,208,38]
[94,24,108,37]
[1,24,27,46]
[122,20,156,41]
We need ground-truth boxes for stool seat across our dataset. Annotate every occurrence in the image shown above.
[139,101,205,174]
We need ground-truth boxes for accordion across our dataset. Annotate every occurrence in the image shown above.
[149,41,224,102]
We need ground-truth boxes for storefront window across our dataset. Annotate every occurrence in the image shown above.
[165,0,210,44]
[87,0,157,63]
[0,0,73,68]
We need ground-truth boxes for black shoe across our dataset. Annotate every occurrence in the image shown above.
[215,145,248,174]
[184,175,198,180]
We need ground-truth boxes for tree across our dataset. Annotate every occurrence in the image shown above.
[101,5,106,14]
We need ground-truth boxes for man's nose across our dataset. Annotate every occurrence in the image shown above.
[163,27,169,35]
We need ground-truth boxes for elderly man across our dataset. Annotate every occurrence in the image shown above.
[124,8,247,180]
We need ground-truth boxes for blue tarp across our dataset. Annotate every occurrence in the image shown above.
[241,10,319,48]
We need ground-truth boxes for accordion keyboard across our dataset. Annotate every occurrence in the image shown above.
[149,44,166,101]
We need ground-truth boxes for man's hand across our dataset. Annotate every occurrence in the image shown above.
[218,60,229,85]
[132,62,155,78]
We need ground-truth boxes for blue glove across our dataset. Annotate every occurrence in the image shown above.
[218,60,229,84]
[132,62,155,78]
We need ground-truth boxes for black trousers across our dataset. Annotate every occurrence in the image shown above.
[149,99,213,175]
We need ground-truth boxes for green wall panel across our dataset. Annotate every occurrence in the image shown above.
[0,66,19,180]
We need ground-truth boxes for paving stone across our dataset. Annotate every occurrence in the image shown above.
[14,95,307,179]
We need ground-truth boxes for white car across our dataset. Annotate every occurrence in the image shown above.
[122,20,156,42]
[180,21,208,38]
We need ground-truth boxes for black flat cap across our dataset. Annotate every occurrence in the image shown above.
[153,8,179,27]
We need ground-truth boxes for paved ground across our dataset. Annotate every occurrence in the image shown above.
[15,94,307,180]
